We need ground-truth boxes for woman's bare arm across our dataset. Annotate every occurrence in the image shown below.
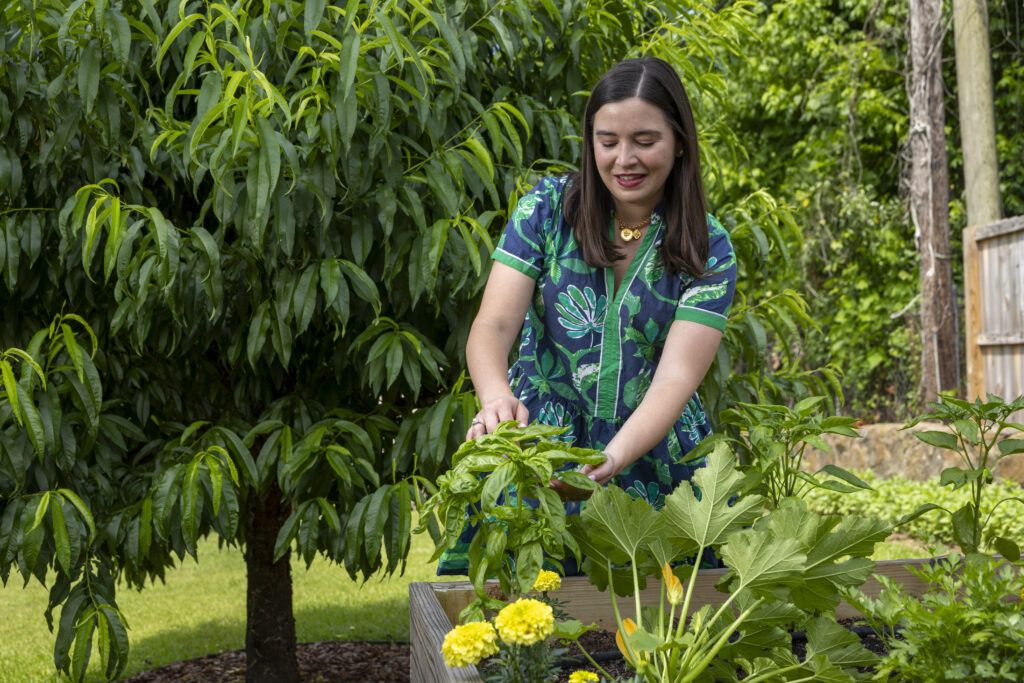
[580,320,723,484]
[464,262,536,439]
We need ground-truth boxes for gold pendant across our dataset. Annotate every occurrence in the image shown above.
[632,228,643,241]
[620,227,634,242]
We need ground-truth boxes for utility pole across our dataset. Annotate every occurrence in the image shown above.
[953,0,1002,227]
[953,0,1002,400]
[908,0,959,404]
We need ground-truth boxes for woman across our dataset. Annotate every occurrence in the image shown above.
[438,57,736,573]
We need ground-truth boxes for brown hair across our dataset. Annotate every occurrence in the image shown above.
[563,57,708,277]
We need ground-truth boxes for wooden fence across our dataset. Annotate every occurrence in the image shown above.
[964,215,1024,404]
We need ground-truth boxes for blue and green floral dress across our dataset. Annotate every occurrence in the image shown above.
[437,175,737,574]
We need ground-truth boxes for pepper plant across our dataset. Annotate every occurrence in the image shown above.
[570,443,890,682]
[418,421,605,620]
[904,393,1024,556]
[713,395,871,507]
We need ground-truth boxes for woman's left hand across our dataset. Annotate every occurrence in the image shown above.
[550,451,621,500]
[580,451,620,486]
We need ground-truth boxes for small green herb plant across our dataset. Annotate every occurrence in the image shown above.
[716,396,871,507]
[805,470,1024,549]
[905,393,1024,556]
[570,442,887,682]
[845,554,1024,682]
[418,421,605,618]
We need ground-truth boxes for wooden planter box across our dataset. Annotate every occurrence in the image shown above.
[409,559,935,683]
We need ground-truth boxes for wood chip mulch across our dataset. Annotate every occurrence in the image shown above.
[120,641,410,682]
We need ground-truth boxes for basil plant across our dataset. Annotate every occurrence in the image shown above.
[417,421,605,619]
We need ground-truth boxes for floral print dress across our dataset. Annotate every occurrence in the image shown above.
[437,175,737,574]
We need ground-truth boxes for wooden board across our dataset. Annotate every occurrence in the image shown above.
[964,225,984,399]
[964,217,1024,412]
[409,559,935,682]
[410,582,484,683]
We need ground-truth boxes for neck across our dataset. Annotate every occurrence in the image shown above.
[613,201,656,225]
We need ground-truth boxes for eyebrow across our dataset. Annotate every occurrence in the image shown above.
[594,129,664,137]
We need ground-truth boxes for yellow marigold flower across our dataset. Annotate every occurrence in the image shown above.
[533,569,562,593]
[441,621,499,668]
[494,598,555,646]
[662,563,683,606]
[568,671,600,683]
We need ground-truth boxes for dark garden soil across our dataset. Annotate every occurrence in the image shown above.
[120,621,887,682]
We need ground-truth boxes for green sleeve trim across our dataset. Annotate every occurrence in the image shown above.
[492,248,541,278]
[674,306,729,332]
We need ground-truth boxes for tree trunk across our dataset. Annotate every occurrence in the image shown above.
[952,0,1002,227]
[908,0,959,404]
[245,483,299,683]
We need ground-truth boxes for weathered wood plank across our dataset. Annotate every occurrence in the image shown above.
[976,333,1024,346]
[409,582,483,683]
[973,214,1024,242]
[964,225,984,398]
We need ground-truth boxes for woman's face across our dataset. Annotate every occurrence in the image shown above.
[592,96,680,219]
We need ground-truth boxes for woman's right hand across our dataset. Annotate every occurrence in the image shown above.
[465,394,529,440]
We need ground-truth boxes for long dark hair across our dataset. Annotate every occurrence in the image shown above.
[563,57,708,277]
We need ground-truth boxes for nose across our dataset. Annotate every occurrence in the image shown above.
[616,142,637,168]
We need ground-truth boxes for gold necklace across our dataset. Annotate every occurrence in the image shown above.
[617,215,652,242]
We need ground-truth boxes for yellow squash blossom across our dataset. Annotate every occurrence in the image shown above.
[494,598,555,646]
[533,569,562,593]
[441,621,499,668]
[616,617,638,665]
[662,562,683,606]
[568,671,600,683]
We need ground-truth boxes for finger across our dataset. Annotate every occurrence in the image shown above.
[466,415,486,441]
[484,410,500,434]
[514,401,529,427]
[586,462,614,484]
[495,402,517,425]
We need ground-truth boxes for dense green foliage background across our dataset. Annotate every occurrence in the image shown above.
[717,0,1024,420]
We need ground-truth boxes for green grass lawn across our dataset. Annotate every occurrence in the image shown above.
[0,530,455,682]
[0,533,938,682]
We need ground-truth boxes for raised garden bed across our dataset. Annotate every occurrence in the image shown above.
[409,558,934,683]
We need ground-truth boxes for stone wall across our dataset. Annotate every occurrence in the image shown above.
[801,422,1024,483]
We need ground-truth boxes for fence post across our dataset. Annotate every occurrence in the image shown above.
[963,225,983,399]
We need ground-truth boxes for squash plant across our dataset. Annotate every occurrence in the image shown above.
[570,443,891,682]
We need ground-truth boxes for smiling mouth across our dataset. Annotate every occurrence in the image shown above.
[615,174,646,187]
